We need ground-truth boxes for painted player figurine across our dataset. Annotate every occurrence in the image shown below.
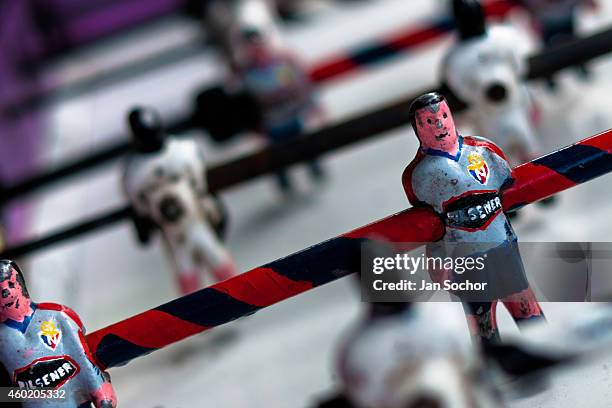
[442,0,540,167]
[0,260,117,407]
[324,304,612,407]
[402,92,545,344]
[228,0,326,193]
[122,107,237,295]
[321,302,502,408]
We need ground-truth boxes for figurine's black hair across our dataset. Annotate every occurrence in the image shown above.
[128,106,165,153]
[0,260,29,298]
[453,0,486,40]
[408,92,446,131]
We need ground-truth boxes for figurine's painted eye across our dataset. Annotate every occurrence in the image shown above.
[443,113,448,119]
[8,282,14,288]
[427,119,432,124]
[1,289,9,298]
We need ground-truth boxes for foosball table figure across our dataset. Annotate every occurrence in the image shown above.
[402,92,546,344]
[0,260,117,408]
[122,107,237,295]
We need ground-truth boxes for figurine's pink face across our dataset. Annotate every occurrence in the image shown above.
[239,29,276,65]
[414,101,458,153]
[0,268,31,323]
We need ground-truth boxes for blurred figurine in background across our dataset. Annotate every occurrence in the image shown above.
[402,92,545,345]
[519,0,597,89]
[322,303,612,407]
[229,0,326,193]
[0,260,117,407]
[324,303,503,408]
[200,0,326,194]
[123,107,237,295]
[442,0,540,166]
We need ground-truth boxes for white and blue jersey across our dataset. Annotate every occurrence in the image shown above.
[240,53,315,140]
[0,303,108,407]
[403,136,528,299]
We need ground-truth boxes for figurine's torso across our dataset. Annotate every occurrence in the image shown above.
[123,137,231,277]
[0,304,104,407]
[405,136,515,250]
[124,137,208,236]
[240,53,313,132]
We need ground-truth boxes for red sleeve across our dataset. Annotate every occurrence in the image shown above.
[38,303,85,331]
[402,151,426,207]
[463,136,509,163]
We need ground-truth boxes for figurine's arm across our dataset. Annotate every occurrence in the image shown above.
[401,151,428,208]
[191,138,210,198]
[202,193,230,239]
[487,139,514,190]
[122,164,157,245]
[185,140,229,238]
[58,305,117,408]
[130,210,156,245]
[0,362,20,408]
[286,52,324,125]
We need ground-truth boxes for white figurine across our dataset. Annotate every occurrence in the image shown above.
[229,0,326,192]
[442,0,539,166]
[334,302,612,408]
[336,303,502,408]
[122,107,236,295]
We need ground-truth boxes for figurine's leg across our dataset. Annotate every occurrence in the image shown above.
[501,287,546,329]
[268,122,303,194]
[165,240,203,295]
[275,168,293,193]
[177,271,202,295]
[208,257,236,282]
[462,301,501,345]
[307,159,326,183]
[201,194,229,239]
[192,223,237,283]
[91,381,118,408]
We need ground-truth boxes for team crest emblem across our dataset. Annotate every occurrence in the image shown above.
[276,65,297,86]
[39,320,62,351]
[467,152,490,185]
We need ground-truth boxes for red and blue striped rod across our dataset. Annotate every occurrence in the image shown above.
[87,128,612,369]
[86,206,444,369]
[308,0,518,83]
[503,129,612,210]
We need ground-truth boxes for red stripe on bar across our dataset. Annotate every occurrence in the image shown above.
[344,207,444,243]
[88,310,206,353]
[309,58,361,83]
[387,26,448,50]
[213,267,313,307]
